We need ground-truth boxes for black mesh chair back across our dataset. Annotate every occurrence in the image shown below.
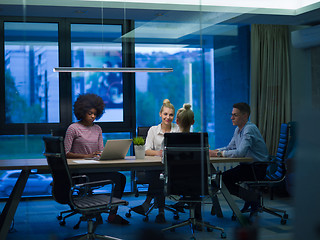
[43,136,72,205]
[50,126,69,138]
[162,132,226,238]
[43,135,128,239]
[163,132,210,197]
[126,126,180,221]
[137,126,151,140]
[134,126,151,192]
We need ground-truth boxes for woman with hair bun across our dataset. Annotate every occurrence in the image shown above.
[176,103,194,133]
[131,99,179,223]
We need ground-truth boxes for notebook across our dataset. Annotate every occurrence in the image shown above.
[86,139,132,160]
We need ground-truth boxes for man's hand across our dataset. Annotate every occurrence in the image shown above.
[209,149,219,157]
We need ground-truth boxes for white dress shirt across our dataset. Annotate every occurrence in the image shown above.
[145,123,180,151]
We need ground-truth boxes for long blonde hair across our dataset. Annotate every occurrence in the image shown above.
[160,99,175,113]
[176,103,194,132]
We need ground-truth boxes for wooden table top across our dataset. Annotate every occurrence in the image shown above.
[0,156,252,171]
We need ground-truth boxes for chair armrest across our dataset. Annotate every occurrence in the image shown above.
[209,171,222,196]
[247,161,269,181]
[72,174,89,183]
[71,179,115,201]
[250,161,273,166]
[246,159,286,183]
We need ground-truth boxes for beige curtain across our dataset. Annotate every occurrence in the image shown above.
[251,24,291,155]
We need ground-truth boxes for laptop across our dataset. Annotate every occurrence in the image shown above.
[86,139,132,160]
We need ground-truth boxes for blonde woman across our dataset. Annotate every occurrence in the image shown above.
[132,99,179,223]
[176,103,194,133]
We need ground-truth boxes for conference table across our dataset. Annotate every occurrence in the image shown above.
[0,156,251,240]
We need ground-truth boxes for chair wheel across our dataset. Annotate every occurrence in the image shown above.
[125,212,131,218]
[231,215,237,221]
[283,213,288,219]
[135,193,139,197]
[57,215,62,220]
[143,216,149,222]
[59,220,66,226]
[221,232,227,238]
[173,214,179,220]
[281,219,287,225]
[207,227,213,232]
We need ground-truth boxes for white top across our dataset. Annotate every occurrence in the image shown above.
[145,123,180,151]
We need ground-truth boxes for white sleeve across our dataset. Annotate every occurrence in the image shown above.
[145,126,155,151]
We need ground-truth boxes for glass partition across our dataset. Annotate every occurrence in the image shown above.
[4,22,59,124]
[71,24,124,122]
[135,21,249,148]
[0,132,132,197]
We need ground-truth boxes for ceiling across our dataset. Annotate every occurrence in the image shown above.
[1,1,320,44]
[1,1,320,26]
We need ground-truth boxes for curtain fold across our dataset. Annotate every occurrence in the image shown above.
[251,24,291,155]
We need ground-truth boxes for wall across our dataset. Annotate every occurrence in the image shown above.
[289,26,320,121]
[289,26,320,240]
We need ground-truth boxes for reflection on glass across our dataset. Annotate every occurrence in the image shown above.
[0,132,132,197]
[71,24,124,122]
[135,23,250,148]
[135,45,205,131]
[4,22,59,124]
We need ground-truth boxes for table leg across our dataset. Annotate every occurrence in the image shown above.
[220,182,249,226]
[0,169,30,240]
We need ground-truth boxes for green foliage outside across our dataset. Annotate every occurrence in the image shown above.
[135,50,215,147]
[5,69,44,123]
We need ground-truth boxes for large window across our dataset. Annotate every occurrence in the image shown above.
[135,22,250,148]
[0,17,250,197]
[71,24,124,122]
[4,22,59,124]
[0,19,135,197]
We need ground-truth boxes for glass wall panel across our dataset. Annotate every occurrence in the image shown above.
[0,132,132,197]
[4,22,59,124]
[71,24,123,122]
[135,21,249,148]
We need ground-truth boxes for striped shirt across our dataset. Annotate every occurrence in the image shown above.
[64,122,104,155]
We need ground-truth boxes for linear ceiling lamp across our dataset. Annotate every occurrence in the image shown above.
[53,67,173,73]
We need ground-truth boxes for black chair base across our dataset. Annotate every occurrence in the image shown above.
[126,202,179,222]
[232,203,289,225]
[162,205,226,239]
[260,206,288,225]
[66,219,122,240]
[57,209,79,226]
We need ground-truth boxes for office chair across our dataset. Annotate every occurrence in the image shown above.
[133,126,151,198]
[43,136,128,240]
[233,122,294,225]
[50,127,78,226]
[161,132,226,239]
[126,126,179,222]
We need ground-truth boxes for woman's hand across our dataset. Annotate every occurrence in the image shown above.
[145,149,162,156]
[155,150,163,156]
[86,151,102,158]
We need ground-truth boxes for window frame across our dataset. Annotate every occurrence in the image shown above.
[0,17,136,136]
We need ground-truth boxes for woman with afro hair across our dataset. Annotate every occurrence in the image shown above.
[64,93,129,225]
